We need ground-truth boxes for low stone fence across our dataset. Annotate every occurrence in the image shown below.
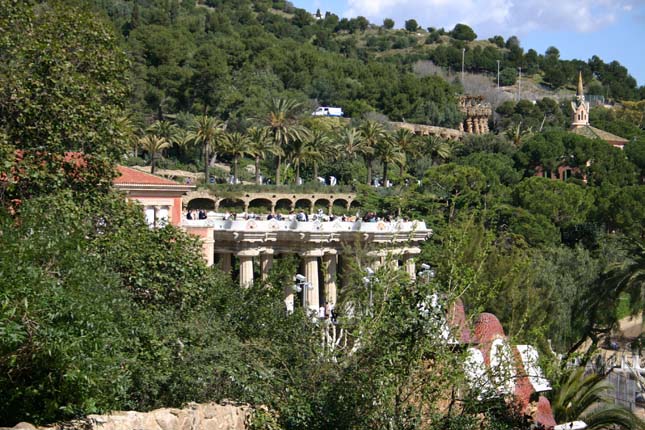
[2,402,251,430]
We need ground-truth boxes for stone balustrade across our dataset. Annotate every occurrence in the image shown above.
[182,216,431,312]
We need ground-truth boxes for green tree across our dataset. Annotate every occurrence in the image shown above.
[337,127,366,162]
[450,23,477,41]
[420,135,452,165]
[0,1,129,160]
[383,18,395,29]
[499,67,518,86]
[625,137,645,181]
[422,164,488,221]
[247,126,276,184]
[552,367,645,430]
[359,120,387,185]
[376,137,405,184]
[188,115,226,183]
[391,128,418,177]
[304,129,330,180]
[138,134,171,174]
[263,98,307,185]
[222,132,252,183]
[404,19,419,32]
[513,177,594,229]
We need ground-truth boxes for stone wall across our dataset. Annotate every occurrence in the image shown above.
[3,402,251,430]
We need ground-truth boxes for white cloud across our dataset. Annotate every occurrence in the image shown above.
[343,0,626,37]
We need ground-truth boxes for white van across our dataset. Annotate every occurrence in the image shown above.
[312,106,343,117]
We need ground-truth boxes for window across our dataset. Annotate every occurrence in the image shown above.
[144,205,170,228]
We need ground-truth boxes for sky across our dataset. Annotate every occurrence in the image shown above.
[291,0,645,86]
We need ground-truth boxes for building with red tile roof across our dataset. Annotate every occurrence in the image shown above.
[114,165,194,227]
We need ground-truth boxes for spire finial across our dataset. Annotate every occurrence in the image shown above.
[577,71,584,97]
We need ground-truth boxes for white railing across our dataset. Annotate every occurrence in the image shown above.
[182,217,427,234]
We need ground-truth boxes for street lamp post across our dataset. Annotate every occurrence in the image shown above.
[518,67,522,101]
[461,48,465,83]
[418,263,436,284]
[294,274,312,310]
[497,60,500,88]
[363,267,375,308]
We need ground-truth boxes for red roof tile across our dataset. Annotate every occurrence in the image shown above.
[447,298,471,343]
[473,313,505,344]
[535,396,557,429]
[114,165,184,186]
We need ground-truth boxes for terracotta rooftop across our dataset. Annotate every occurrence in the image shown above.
[570,125,629,146]
[114,165,189,187]
[534,396,557,429]
[473,312,505,344]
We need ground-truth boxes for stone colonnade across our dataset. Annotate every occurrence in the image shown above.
[187,219,430,312]
[208,246,420,312]
[460,117,490,134]
[184,191,357,215]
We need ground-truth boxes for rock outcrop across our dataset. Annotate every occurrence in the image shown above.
[3,402,251,430]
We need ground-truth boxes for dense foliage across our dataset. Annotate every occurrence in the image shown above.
[1,1,645,429]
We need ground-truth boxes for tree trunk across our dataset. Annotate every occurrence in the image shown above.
[313,163,319,181]
[366,160,373,185]
[151,153,157,174]
[296,162,301,185]
[276,155,282,185]
[255,157,261,184]
[399,163,405,178]
[233,155,239,184]
[209,152,219,166]
[203,142,210,185]
[383,162,388,185]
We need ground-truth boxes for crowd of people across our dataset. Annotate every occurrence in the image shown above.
[185,209,208,220]
[184,208,409,224]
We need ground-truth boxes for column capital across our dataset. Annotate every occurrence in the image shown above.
[301,249,324,257]
[236,249,261,257]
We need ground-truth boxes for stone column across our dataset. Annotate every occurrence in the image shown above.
[219,252,232,273]
[403,247,421,281]
[404,255,416,281]
[389,254,400,270]
[260,250,274,281]
[202,230,215,267]
[237,250,259,288]
[322,251,338,305]
[368,250,385,270]
[302,251,322,312]
[474,118,481,134]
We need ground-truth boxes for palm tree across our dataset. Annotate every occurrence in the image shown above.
[552,367,645,430]
[376,137,405,185]
[288,136,323,185]
[420,135,452,165]
[147,120,179,141]
[263,98,307,185]
[138,134,170,174]
[358,120,386,185]
[114,115,140,158]
[390,128,418,177]
[247,126,277,185]
[505,121,533,147]
[337,127,366,162]
[222,132,252,184]
[305,129,331,180]
[188,115,226,184]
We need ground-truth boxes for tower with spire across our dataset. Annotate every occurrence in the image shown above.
[570,71,590,128]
